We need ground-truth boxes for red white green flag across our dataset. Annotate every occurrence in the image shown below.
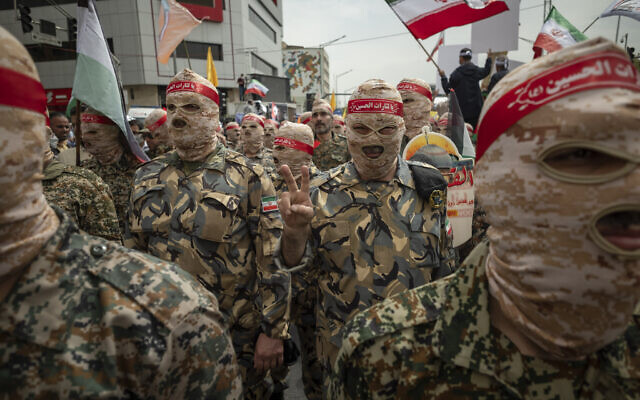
[533,7,588,58]
[385,0,508,40]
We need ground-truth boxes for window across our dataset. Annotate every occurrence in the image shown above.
[26,38,114,62]
[0,0,75,9]
[251,52,277,76]
[175,41,223,61]
[248,6,275,42]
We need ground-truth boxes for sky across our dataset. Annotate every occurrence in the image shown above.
[281,0,639,106]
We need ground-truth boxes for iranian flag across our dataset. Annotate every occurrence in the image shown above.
[245,79,269,98]
[533,7,587,58]
[386,0,509,40]
[72,0,148,162]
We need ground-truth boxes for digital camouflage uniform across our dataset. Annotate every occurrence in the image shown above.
[42,160,120,241]
[0,207,242,399]
[81,152,141,235]
[329,240,640,399]
[312,132,350,171]
[247,146,277,177]
[146,143,173,160]
[270,163,325,399]
[125,144,289,398]
[302,158,450,381]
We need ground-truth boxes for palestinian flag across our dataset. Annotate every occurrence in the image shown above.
[72,0,148,162]
[245,79,269,98]
[385,0,508,40]
[533,7,587,58]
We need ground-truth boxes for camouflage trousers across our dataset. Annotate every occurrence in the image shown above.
[230,311,271,399]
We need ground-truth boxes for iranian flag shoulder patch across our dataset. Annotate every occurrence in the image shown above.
[261,195,278,213]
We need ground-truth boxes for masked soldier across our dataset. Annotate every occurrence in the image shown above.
[241,112,277,176]
[277,79,451,390]
[332,115,345,136]
[0,26,241,399]
[330,38,640,399]
[397,78,433,150]
[126,68,294,399]
[225,121,243,152]
[264,119,279,150]
[143,108,173,159]
[311,99,350,171]
[80,108,142,235]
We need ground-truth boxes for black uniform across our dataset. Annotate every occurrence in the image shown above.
[441,57,492,128]
[487,69,509,94]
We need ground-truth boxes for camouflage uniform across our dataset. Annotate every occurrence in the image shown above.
[125,144,289,398]
[457,198,489,262]
[42,160,120,242]
[0,207,242,399]
[146,143,173,160]
[312,132,350,171]
[329,240,640,399]
[248,147,277,176]
[303,158,450,378]
[81,153,141,235]
[271,163,325,399]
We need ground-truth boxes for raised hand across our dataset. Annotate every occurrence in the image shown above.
[278,165,314,231]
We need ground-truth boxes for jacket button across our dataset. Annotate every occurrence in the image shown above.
[90,244,107,257]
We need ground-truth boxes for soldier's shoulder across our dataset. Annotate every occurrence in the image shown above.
[334,133,348,143]
[71,232,216,329]
[310,163,346,189]
[225,149,269,178]
[59,165,109,189]
[134,151,177,181]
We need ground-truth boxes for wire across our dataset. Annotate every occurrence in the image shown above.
[521,4,544,11]
[44,0,74,19]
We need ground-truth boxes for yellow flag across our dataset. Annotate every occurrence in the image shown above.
[330,92,336,111]
[207,47,218,87]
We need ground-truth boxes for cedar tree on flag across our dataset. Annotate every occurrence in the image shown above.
[386,0,509,40]
[156,0,201,64]
[72,0,148,162]
[533,7,587,58]
[245,79,269,98]
[600,0,640,22]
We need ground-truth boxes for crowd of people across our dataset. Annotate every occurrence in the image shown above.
[1,22,638,400]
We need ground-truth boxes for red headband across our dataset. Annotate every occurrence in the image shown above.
[301,116,311,125]
[266,119,280,128]
[0,67,47,117]
[82,114,115,125]
[348,99,403,117]
[166,80,219,106]
[242,114,264,127]
[146,113,167,132]
[476,51,640,160]
[225,123,240,130]
[274,136,314,155]
[397,82,433,101]
[334,119,345,126]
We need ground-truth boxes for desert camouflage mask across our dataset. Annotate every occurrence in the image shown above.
[273,122,314,180]
[398,78,433,140]
[241,113,264,155]
[81,109,124,165]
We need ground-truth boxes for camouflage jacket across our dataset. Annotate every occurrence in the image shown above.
[0,207,241,399]
[81,153,141,236]
[329,240,640,399]
[270,163,323,196]
[248,147,277,177]
[42,160,120,241]
[313,132,350,171]
[304,158,450,366]
[125,145,289,339]
[147,143,173,160]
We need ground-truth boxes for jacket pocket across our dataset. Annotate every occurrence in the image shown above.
[190,191,241,243]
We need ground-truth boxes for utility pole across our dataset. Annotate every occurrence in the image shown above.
[318,35,346,98]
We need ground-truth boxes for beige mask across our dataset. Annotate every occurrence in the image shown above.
[0,26,58,278]
[273,122,314,180]
[476,38,640,360]
[264,121,278,149]
[346,79,405,181]
[81,110,124,165]
[241,113,264,156]
[333,115,345,136]
[398,78,433,140]
[225,123,241,146]
[166,69,219,162]
[145,108,172,149]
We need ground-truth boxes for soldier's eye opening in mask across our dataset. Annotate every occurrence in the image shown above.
[167,104,176,112]
[182,103,200,112]
[590,205,640,257]
[538,141,637,184]
[402,97,415,104]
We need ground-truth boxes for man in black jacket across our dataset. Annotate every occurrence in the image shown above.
[439,48,492,128]
[487,56,509,94]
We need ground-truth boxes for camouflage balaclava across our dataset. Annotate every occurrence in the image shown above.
[397,78,433,140]
[241,113,264,156]
[81,107,123,165]
[264,119,279,149]
[476,38,640,360]
[166,69,220,162]
[144,108,172,149]
[345,79,405,181]
[0,26,59,277]
[225,121,242,147]
[273,122,314,180]
[298,111,313,128]
[333,115,345,136]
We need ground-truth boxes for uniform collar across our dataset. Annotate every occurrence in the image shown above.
[339,156,414,189]
[431,241,639,395]
[42,160,67,180]
[166,142,226,173]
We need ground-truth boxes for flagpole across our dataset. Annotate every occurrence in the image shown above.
[582,16,599,33]
[386,3,441,70]
[182,41,192,69]
[615,16,621,42]
[75,101,82,166]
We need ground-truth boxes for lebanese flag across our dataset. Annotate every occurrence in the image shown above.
[245,79,269,97]
[386,0,509,40]
[533,7,587,58]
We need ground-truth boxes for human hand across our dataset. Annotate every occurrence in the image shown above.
[278,165,314,233]
[254,333,283,373]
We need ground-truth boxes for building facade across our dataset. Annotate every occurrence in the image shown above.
[0,0,284,117]
[282,43,330,112]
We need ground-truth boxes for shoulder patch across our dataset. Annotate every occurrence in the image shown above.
[261,195,279,213]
